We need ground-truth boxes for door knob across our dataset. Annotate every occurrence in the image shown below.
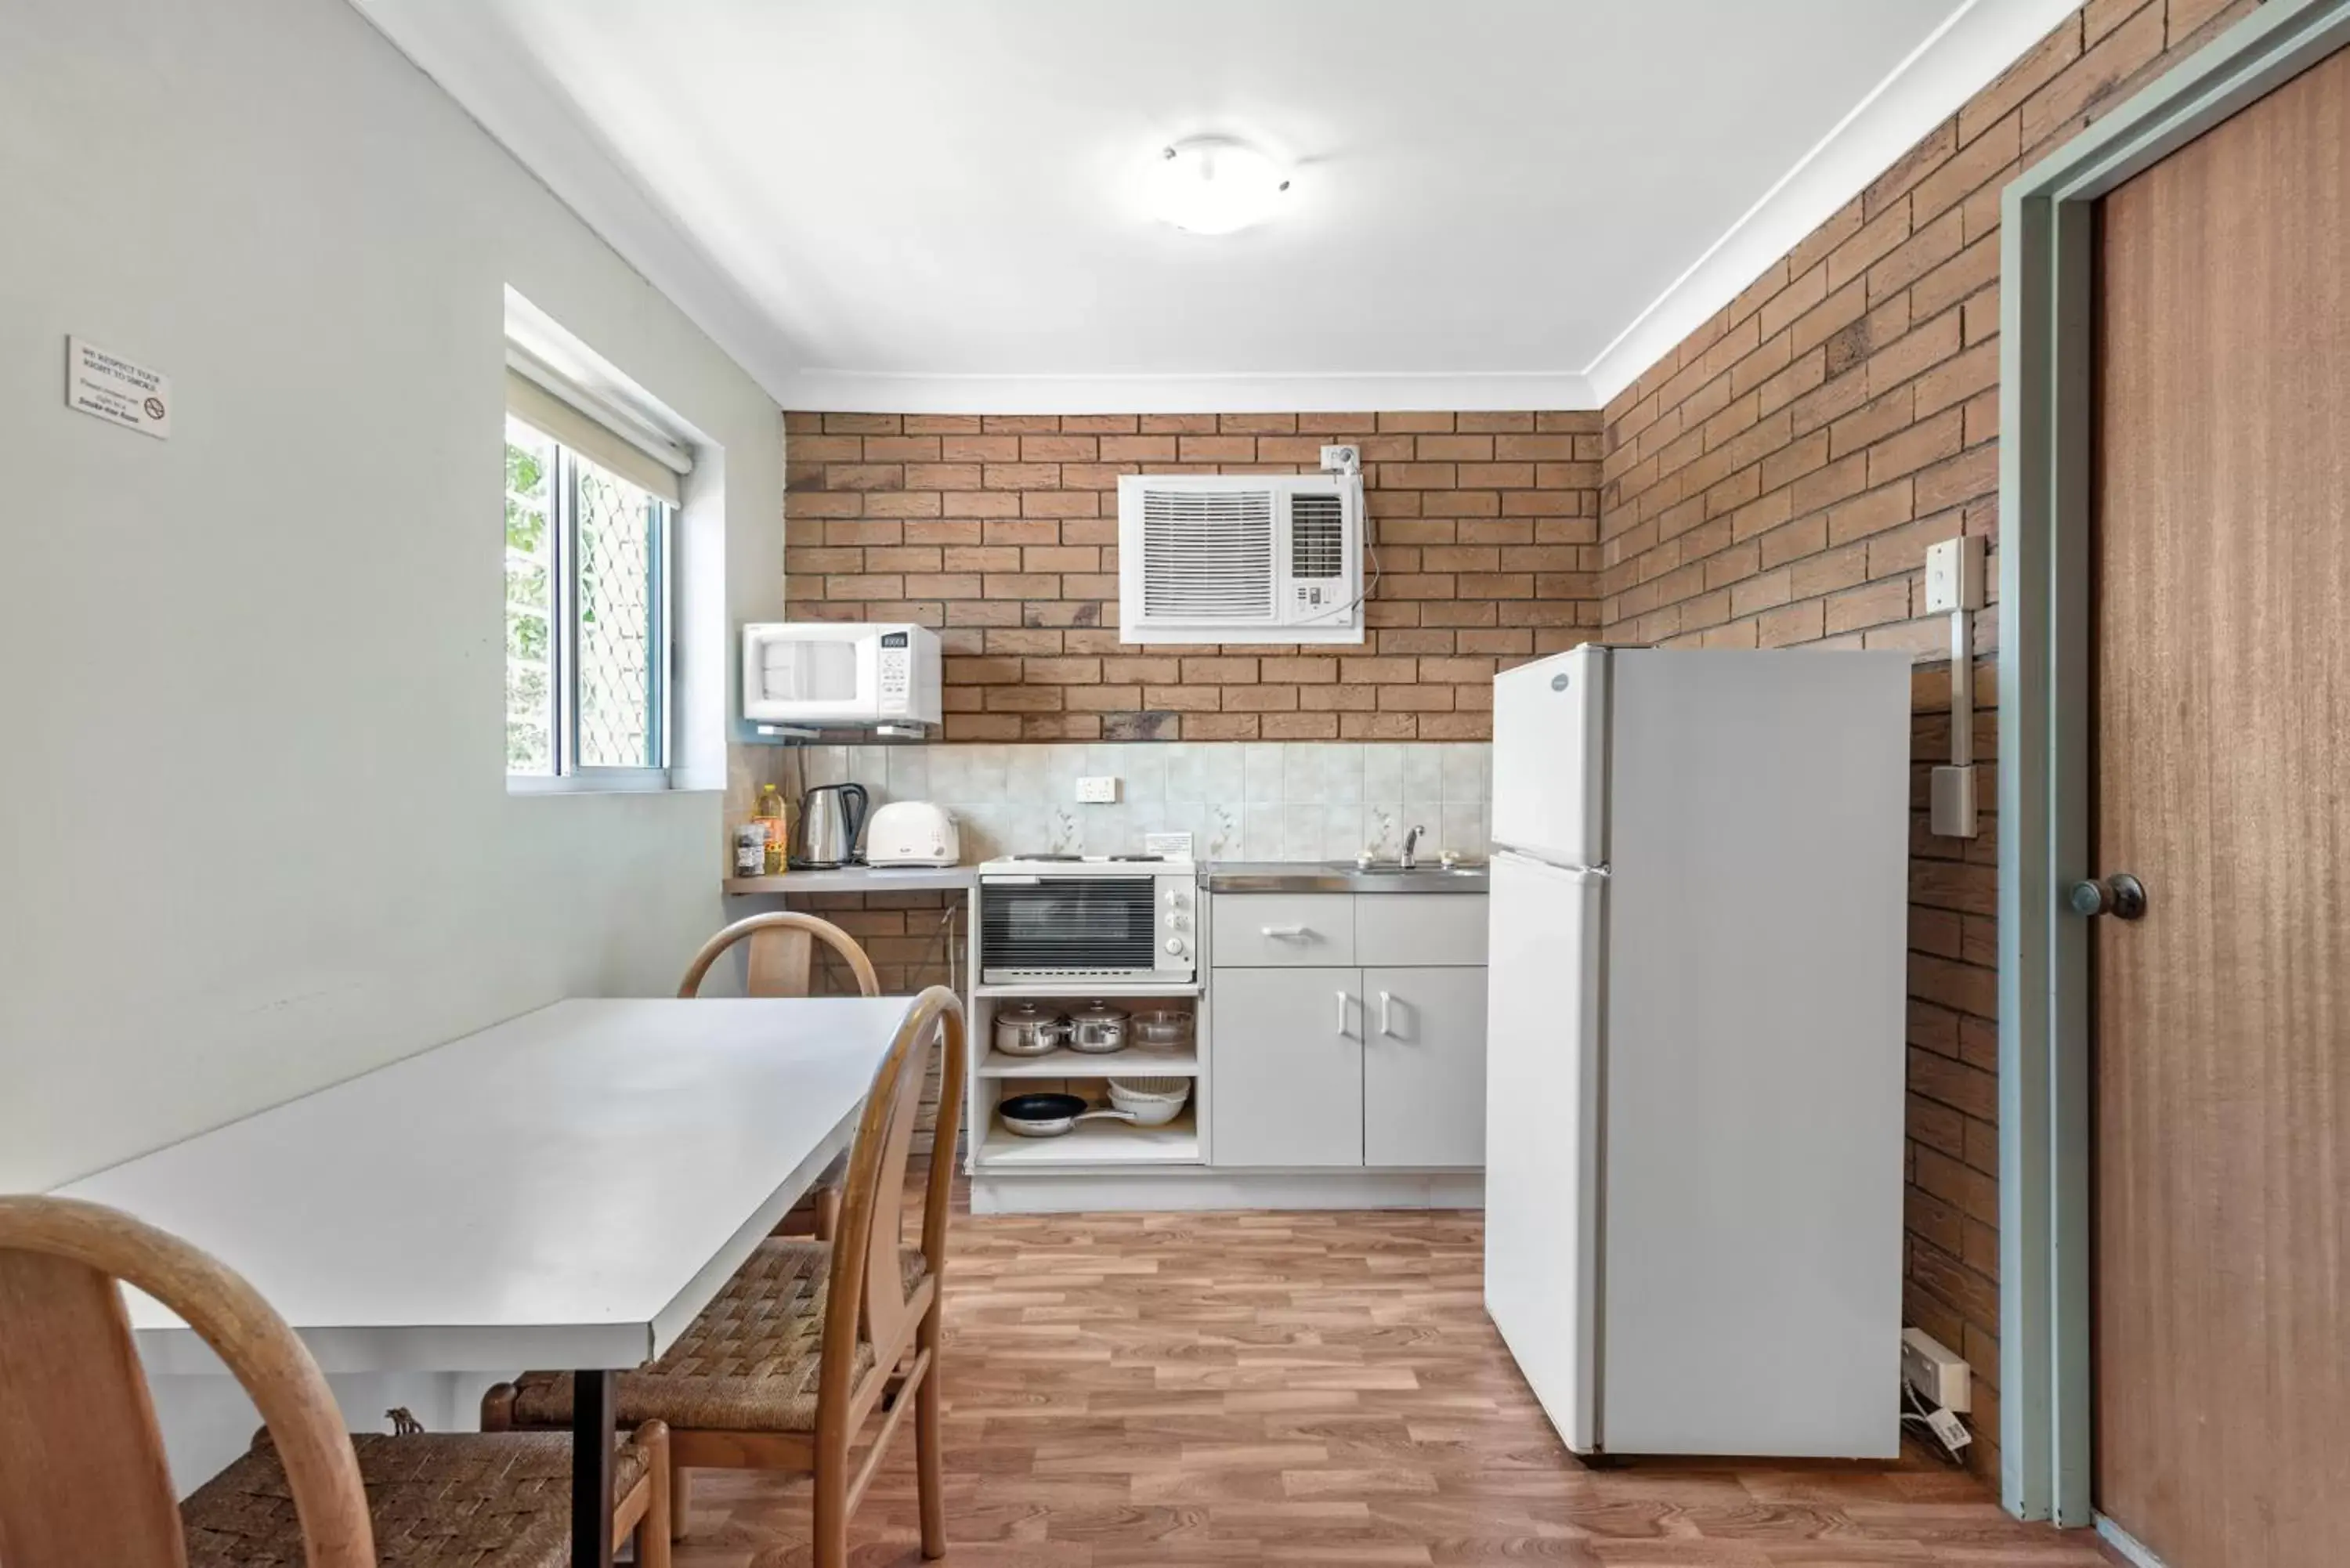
[2067,873,2147,920]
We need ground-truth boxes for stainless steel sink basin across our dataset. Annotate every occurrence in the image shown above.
[1202,860,1491,894]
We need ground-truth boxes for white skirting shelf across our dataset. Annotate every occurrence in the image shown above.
[970,1167,1483,1214]
[977,1041,1200,1078]
[973,1111,1199,1169]
[974,981,1204,999]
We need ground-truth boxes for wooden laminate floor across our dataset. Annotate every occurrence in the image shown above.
[673,1204,2115,1566]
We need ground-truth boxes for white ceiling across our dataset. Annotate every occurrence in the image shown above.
[352,0,2077,410]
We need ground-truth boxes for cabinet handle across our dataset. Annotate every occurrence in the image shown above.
[1334,989,1353,1039]
[1378,990,1394,1038]
[1263,924,1312,940]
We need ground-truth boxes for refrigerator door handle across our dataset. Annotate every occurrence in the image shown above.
[1494,849,1611,884]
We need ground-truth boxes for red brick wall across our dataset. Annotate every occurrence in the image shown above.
[1596,0,2257,1480]
[781,411,1602,741]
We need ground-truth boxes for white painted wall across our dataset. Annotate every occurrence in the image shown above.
[0,0,783,1199]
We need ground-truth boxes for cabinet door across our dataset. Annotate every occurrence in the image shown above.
[1209,966,1363,1167]
[1361,966,1488,1168]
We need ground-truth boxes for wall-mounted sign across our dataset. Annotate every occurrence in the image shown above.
[66,336,171,439]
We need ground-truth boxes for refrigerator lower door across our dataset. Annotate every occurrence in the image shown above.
[1482,848,1605,1453]
[1491,644,1607,868]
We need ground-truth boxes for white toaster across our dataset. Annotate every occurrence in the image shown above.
[863,800,960,867]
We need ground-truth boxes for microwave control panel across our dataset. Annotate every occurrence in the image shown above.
[877,630,911,713]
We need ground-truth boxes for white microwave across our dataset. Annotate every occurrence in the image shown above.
[741,622,943,728]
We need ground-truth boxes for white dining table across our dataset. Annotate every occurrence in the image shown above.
[56,995,909,1568]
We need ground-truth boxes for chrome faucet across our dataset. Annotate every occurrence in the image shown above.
[1400,824,1426,869]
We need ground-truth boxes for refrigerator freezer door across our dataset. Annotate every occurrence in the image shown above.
[1482,848,1604,1453]
[1491,645,1607,866]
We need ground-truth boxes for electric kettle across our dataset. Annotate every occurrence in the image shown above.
[793,782,868,869]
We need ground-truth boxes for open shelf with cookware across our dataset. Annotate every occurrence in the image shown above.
[964,992,1206,1171]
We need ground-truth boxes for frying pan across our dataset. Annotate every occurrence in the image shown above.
[996,1092,1137,1139]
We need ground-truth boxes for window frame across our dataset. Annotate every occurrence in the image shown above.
[506,425,674,795]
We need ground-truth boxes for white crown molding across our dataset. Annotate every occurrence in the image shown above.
[772,368,1597,415]
[1580,0,2083,409]
[354,0,2073,422]
[347,0,804,406]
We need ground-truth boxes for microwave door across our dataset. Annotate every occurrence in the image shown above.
[750,630,872,723]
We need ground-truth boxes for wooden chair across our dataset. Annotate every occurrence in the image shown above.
[0,1195,671,1568]
[679,911,883,1243]
[486,985,967,1566]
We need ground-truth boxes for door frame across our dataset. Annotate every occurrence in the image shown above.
[1996,0,2350,1526]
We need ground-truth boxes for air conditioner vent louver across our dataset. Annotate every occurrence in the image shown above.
[1141,488,1275,620]
[1290,491,1345,580]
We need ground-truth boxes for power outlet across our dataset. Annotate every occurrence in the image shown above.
[1924,533,1987,613]
[1320,443,1361,475]
[1075,775,1119,804]
[1901,1326,1972,1413]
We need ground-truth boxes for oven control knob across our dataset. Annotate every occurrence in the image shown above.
[1165,937,1188,956]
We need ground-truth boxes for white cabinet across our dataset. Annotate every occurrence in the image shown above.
[1210,894,1354,966]
[1208,893,1487,1172]
[1361,966,1488,1167]
[1209,967,1363,1167]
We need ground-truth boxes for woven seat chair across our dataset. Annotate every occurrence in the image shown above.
[0,1195,670,1568]
[486,985,967,1566]
[678,910,883,1242]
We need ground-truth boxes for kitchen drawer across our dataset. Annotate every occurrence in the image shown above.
[1356,894,1488,967]
[1211,894,1354,967]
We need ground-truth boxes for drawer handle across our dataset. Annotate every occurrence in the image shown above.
[1261,924,1314,940]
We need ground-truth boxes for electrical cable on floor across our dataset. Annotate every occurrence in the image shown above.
[1900,1381,1972,1468]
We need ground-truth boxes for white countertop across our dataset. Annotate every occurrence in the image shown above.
[57,996,906,1375]
[727,865,976,894]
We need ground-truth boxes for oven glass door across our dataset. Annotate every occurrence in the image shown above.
[982,878,1157,974]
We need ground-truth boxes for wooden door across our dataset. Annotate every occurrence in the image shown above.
[1209,966,1363,1166]
[1361,966,1487,1167]
[2091,44,2350,1568]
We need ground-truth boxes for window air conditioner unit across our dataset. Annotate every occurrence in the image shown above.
[1116,472,1366,645]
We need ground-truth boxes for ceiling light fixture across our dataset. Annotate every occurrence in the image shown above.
[1145,137,1291,235]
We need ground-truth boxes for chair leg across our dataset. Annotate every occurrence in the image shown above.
[814,1183,842,1244]
[812,1442,849,1568]
[668,1454,691,1543]
[916,1309,945,1559]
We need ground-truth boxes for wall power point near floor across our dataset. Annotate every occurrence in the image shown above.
[1901,1326,1972,1414]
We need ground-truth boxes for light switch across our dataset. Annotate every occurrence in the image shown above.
[1924,534,1987,613]
[1076,775,1120,804]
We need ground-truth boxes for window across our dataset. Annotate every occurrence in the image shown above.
[504,412,672,784]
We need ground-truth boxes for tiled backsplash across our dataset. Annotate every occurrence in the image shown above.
[785,741,1491,862]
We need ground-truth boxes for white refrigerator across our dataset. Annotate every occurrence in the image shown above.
[1483,645,1911,1459]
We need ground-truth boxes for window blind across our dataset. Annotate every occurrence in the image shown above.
[504,359,689,507]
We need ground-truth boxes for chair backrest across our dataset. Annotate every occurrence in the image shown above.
[815,987,966,1421]
[675,912,880,999]
[0,1197,373,1568]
